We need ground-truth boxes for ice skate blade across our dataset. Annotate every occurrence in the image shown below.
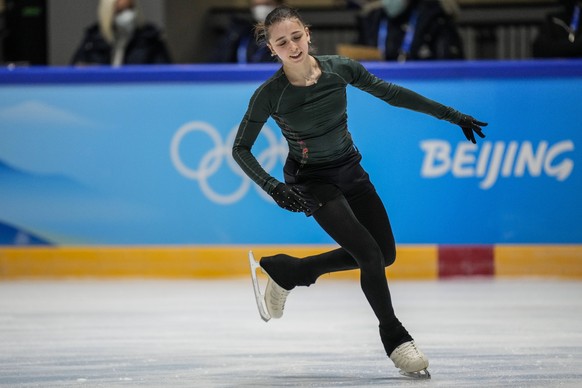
[248,250,271,322]
[399,368,431,379]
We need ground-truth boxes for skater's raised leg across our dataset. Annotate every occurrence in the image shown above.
[260,190,396,289]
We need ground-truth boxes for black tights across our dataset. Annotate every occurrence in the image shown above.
[261,190,412,355]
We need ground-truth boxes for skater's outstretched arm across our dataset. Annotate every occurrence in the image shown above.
[341,57,488,142]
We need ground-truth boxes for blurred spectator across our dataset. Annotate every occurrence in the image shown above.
[211,0,284,63]
[356,0,464,61]
[533,0,582,58]
[71,0,171,66]
[345,0,371,9]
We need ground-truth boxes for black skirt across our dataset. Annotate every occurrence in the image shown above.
[283,149,376,216]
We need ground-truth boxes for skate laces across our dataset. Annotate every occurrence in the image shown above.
[395,341,420,360]
[269,283,290,309]
[390,341,428,371]
[264,278,291,319]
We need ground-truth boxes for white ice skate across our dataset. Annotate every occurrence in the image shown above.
[389,341,431,379]
[248,250,291,322]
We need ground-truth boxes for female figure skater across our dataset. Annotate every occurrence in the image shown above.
[232,6,487,378]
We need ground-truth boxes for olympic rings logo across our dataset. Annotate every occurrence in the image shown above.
[170,121,287,204]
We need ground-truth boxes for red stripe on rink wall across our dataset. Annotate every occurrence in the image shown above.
[438,245,495,278]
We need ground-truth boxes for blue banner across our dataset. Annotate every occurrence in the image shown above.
[0,61,580,245]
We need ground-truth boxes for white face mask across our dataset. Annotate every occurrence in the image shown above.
[381,0,409,18]
[251,5,276,23]
[114,9,137,35]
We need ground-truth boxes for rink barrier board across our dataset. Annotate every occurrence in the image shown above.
[1,245,581,280]
[1,60,581,247]
[2,59,582,84]
[494,245,582,278]
[0,245,436,280]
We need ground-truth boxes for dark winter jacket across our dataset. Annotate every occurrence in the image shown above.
[71,23,172,65]
[357,0,464,61]
[211,16,277,64]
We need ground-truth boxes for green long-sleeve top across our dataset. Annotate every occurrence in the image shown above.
[232,55,462,194]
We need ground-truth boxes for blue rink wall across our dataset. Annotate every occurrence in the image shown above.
[0,60,581,279]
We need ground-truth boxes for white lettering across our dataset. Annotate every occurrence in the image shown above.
[475,142,492,177]
[501,141,519,177]
[545,140,574,181]
[480,142,505,189]
[452,142,477,177]
[515,141,546,178]
[420,140,450,177]
[420,140,574,189]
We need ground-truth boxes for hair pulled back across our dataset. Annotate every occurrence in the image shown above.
[254,6,310,46]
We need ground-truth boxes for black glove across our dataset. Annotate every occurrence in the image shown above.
[270,183,309,213]
[458,114,488,144]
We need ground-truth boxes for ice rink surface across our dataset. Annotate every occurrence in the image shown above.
[1,278,581,387]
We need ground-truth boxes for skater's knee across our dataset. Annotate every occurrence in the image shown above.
[370,239,395,268]
[353,244,385,268]
[383,247,396,267]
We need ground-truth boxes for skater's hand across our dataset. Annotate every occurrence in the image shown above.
[458,114,487,144]
[270,183,309,213]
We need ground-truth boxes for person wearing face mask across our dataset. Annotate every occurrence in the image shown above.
[71,0,172,66]
[356,0,464,61]
[533,0,582,58]
[211,0,284,63]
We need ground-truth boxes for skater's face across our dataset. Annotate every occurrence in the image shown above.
[267,18,311,65]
